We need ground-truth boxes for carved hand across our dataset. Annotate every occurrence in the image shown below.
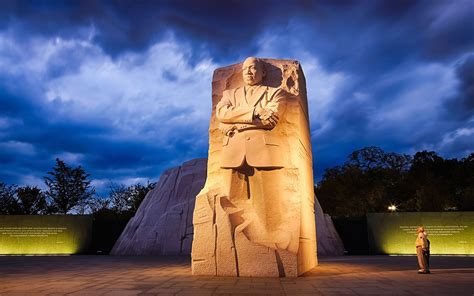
[259,109,279,126]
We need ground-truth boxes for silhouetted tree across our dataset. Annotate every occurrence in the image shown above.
[317,147,412,216]
[88,196,112,214]
[405,151,457,211]
[109,184,130,213]
[44,158,95,214]
[458,153,474,210]
[108,182,155,214]
[129,182,155,213]
[16,186,48,214]
[316,147,473,217]
[0,182,19,214]
[346,146,412,171]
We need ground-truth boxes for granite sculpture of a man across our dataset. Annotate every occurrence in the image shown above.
[217,57,286,168]
[215,57,295,252]
[192,57,317,277]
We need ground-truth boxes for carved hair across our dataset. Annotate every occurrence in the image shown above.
[244,57,263,66]
[243,57,266,76]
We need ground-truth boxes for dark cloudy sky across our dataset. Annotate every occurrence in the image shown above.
[1,0,473,195]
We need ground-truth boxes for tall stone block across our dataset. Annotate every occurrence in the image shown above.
[191,58,317,277]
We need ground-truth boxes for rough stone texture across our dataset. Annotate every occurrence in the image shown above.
[110,158,207,255]
[192,58,318,277]
[111,158,344,257]
[315,196,345,256]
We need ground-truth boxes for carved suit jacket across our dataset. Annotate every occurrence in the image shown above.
[216,85,287,168]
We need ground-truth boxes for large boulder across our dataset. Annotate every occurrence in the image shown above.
[315,194,346,256]
[111,158,344,256]
[110,158,207,255]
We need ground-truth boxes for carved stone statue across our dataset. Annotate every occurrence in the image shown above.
[192,57,317,277]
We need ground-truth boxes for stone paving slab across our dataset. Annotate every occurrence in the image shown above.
[0,255,472,295]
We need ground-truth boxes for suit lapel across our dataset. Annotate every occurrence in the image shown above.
[247,85,267,107]
[235,87,245,105]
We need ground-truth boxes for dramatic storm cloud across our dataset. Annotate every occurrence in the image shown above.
[0,0,473,193]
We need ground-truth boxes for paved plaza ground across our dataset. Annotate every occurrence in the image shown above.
[0,255,472,295]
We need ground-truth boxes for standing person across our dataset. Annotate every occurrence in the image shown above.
[424,230,431,271]
[415,226,430,274]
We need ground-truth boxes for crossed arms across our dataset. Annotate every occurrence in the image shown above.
[216,88,285,132]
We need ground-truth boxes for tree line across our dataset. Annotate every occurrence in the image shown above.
[2,147,472,217]
[0,158,155,215]
[316,147,474,217]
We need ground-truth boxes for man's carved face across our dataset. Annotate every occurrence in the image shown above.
[242,58,265,86]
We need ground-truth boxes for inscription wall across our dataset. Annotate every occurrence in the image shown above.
[367,212,473,255]
[0,215,92,254]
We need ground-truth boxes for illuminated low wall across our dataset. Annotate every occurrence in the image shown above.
[0,215,92,255]
[367,212,473,255]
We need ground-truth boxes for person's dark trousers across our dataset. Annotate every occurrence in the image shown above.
[422,249,430,273]
[424,249,430,270]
